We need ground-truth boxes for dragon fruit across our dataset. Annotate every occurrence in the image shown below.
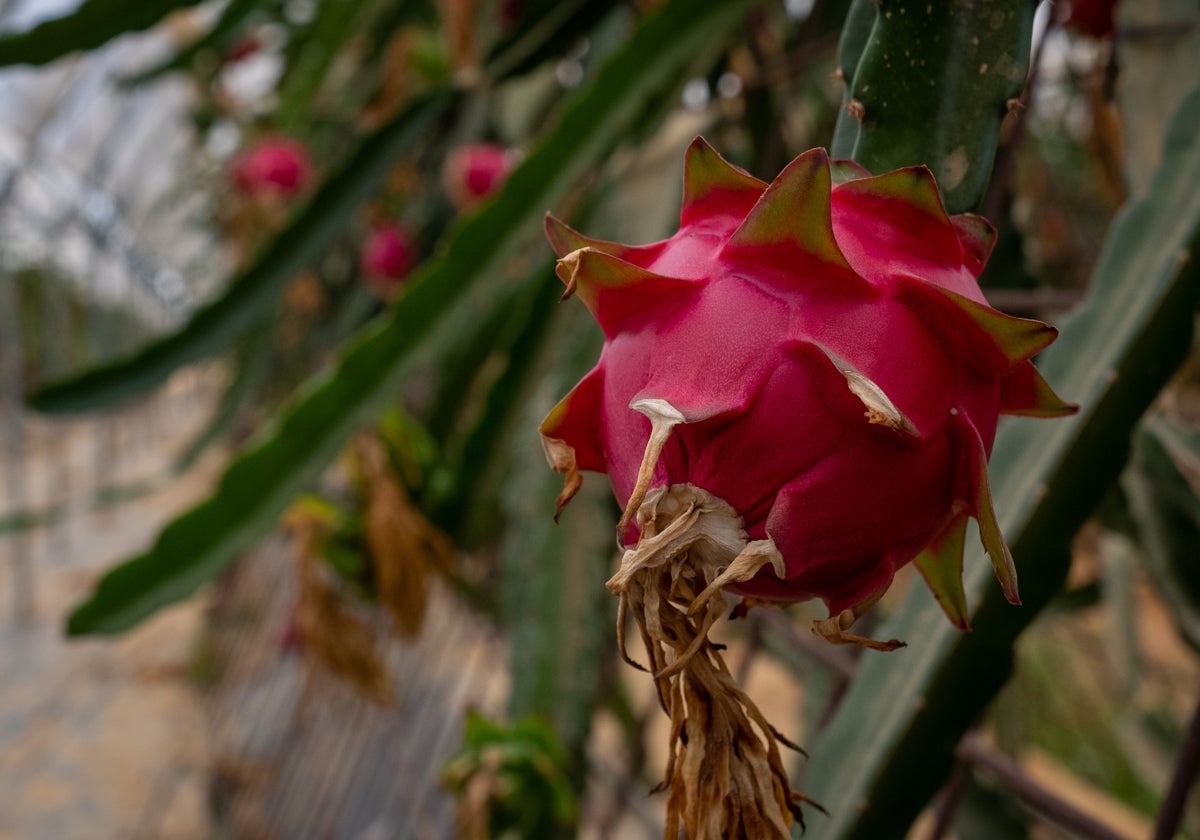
[542,137,1073,642]
[539,139,1074,838]
[360,222,417,295]
[442,143,514,210]
[229,137,313,199]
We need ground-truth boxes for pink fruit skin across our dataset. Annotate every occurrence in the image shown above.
[229,138,313,198]
[1057,0,1117,39]
[541,139,1075,621]
[443,144,511,209]
[360,223,416,290]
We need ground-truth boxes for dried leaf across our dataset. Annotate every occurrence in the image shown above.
[608,486,814,839]
[354,433,454,637]
[286,505,395,705]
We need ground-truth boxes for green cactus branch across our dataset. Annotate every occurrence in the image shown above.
[499,304,614,793]
[0,0,207,66]
[833,0,1035,213]
[829,0,875,160]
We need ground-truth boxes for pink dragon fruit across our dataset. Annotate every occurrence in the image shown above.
[442,143,514,210]
[360,222,417,294]
[229,137,313,199]
[541,138,1074,838]
[541,138,1074,644]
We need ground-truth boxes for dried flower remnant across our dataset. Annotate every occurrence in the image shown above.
[283,501,396,706]
[353,433,453,637]
[540,138,1075,837]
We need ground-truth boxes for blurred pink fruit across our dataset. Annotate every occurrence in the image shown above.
[229,137,313,199]
[442,143,513,209]
[360,223,417,293]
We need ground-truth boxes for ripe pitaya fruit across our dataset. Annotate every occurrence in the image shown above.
[442,143,514,210]
[360,222,417,295]
[229,137,313,199]
[543,137,1073,640]
[540,138,1073,838]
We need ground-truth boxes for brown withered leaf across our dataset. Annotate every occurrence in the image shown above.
[449,746,506,840]
[354,433,454,638]
[285,504,396,706]
[278,273,326,350]
[1087,61,1127,208]
[437,0,480,78]
[359,31,416,129]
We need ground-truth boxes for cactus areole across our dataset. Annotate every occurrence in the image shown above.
[542,138,1074,642]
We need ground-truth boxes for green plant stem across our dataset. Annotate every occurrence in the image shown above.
[924,759,970,840]
[0,0,207,66]
[958,736,1128,840]
[1152,689,1200,840]
[835,0,1035,213]
[980,13,1046,223]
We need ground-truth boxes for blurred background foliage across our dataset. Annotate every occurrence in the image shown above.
[4,0,1200,837]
